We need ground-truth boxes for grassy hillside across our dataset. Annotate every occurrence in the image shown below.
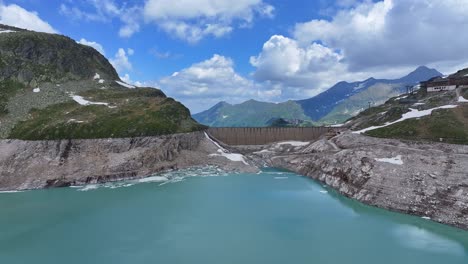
[9,87,204,140]
[0,25,204,140]
[366,106,468,144]
[348,86,468,145]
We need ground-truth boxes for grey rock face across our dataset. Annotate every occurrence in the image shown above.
[1,120,466,230]
[0,25,118,86]
[0,132,258,190]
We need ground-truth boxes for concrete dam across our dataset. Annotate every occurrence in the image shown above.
[206,127,341,145]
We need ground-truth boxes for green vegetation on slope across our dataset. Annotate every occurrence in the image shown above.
[347,85,468,145]
[366,106,468,144]
[9,87,205,140]
[0,80,24,116]
[0,25,205,140]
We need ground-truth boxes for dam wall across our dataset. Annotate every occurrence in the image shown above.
[207,127,338,145]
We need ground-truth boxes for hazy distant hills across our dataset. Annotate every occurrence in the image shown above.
[194,100,313,127]
[193,66,442,127]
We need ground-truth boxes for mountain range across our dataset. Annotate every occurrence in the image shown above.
[193,66,442,127]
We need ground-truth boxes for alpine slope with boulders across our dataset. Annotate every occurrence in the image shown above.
[0,24,204,140]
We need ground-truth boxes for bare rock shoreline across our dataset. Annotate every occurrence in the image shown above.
[1,131,467,230]
[0,131,257,190]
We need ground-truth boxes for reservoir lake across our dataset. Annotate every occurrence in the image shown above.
[1,167,467,264]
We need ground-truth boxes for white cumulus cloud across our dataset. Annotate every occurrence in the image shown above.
[0,3,57,33]
[250,35,362,98]
[293,0,468,71]
[59,0,273,42]
[78,38,105,55]
[110,48,133,73]
[60,0,141,38]
[249,0,468,99]
[157,54,280,113]
[143,0,274,43]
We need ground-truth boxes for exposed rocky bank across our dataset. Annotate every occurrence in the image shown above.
[1,129,467,230]
[0,131,257,190]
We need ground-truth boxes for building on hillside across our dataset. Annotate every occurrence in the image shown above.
[421,76,468,92]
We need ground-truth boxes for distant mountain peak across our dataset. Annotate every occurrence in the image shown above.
[215,101,230,106]
[398,66,442,83]
[194,65,444,127]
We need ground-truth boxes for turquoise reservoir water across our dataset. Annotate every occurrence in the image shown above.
[1,168,467,263]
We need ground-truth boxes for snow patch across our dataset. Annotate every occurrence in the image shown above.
[353,105,459,134]
[33,88,40,93]
[68,119,85,123]
[72,95,109,106]
[222,115,229,119]
[209,150,248,165]
[115,80,135,89]
[98,79,105,84]
[205,132,248,165]
[93,73,100,80]
[70,94,114,108]
[276,141,310,147]
[0,30,16,34]
[353,81,367,91]
[413,103,425,106]
[458,96,468,103]
[375,155,403,165]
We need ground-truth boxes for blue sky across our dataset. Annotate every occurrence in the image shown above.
[1,0,468,113]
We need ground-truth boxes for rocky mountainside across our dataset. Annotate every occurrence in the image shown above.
[346,68,468,145]
[0,131,258,190]
[0,24,204,139]
[193,66,442,127]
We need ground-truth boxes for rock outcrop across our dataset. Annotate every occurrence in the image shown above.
[0,131,257,190]
[0,24,118,86]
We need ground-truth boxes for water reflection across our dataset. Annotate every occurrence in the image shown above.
[305,173,468,252]
[393,224,465,255]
